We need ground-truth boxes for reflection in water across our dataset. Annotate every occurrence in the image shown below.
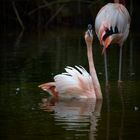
[104,87,110,140]
[118,85,126,140]
[104,84,134,140]
[39,97,102,140]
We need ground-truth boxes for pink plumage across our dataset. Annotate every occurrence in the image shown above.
[95,1,131,84]
[95,3,130,49]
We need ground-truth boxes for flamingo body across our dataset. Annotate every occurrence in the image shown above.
[39,66,96,99]
[95,3,130,49]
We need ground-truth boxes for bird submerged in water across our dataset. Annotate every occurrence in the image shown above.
[39,25,102,100]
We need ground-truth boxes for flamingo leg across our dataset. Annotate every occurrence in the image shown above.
[118,46,123,83]
[104,49,109,86]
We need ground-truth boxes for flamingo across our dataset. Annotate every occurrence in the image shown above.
[39,25,102,100]
[95,0,130,85]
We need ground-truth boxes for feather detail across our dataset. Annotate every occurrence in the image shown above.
[54,66,95,98]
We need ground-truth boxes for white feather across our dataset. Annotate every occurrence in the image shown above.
[54,66,95,97]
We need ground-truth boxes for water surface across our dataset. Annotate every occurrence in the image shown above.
[0,28,140,140]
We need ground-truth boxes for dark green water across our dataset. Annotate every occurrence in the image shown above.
[0,28,140,140]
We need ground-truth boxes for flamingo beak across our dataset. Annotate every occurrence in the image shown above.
[85,24,93,47]
[87,24,93,37]
[87,30,92,37]
[102,37,112,54]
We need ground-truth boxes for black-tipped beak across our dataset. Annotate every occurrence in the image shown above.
[87,30,92,37]
[87,24,93,37]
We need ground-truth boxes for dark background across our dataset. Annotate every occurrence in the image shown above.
[1,0,139,80]
[0,0,139,32]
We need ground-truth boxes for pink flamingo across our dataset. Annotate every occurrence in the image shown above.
[95,0,130,85]
[39,25,102,100]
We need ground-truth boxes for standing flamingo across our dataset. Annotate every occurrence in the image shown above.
[39,25,102,99]
[95,0,130,85]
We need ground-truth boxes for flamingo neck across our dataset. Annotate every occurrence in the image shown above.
[113,0,126,5]
[87,45,102,99]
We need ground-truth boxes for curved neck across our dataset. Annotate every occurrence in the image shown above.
[87,45,102,99]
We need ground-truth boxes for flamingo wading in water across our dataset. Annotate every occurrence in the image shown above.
[95,0,130,85]
[39,25,102,100]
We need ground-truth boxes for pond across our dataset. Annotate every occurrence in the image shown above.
[0,27,140,140]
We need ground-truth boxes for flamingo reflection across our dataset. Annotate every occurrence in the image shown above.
[39,97,102,140]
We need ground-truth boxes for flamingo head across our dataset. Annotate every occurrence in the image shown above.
[85,24,93,47]
[99,25,123,53]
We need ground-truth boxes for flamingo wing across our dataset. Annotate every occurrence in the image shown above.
[54,66,95,98]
